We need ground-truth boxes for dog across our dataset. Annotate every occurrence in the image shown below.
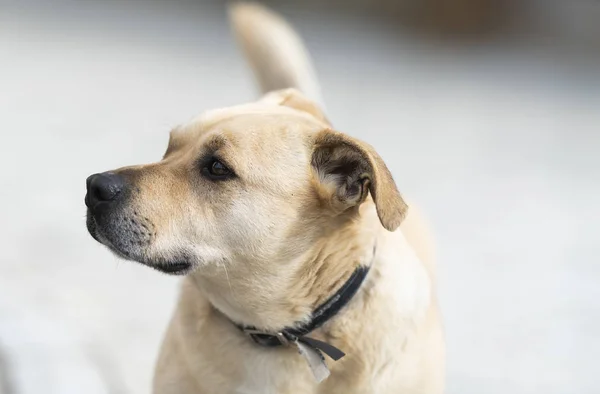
[84,3,445,393]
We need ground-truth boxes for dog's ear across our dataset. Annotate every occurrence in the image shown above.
[260,88,330,124]
[311,129,408,231]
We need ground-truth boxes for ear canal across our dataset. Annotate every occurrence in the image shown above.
[260,88,330,125]
[312,130,408,231]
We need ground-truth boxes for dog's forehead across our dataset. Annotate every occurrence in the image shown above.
[197,102,317,127]
[169,102,324,152]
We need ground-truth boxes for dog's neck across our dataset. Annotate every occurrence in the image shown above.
[191,203,381,331]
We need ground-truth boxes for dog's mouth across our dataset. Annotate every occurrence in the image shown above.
[86,212,193,276]
[152,261,192,275]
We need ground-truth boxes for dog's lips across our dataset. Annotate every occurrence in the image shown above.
[86,215,193,275]
[152,261,193,275]
[86,213,101,242]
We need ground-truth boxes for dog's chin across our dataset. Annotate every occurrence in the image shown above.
[102,239,194,276]
[86,214,194,276]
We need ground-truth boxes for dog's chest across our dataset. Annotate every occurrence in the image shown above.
[234,247,431,394]
[234,348,315,394]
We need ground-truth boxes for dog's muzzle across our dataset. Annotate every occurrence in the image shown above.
[84,171,193,275]
[84,170,135,252]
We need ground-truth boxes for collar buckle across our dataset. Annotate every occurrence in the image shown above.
[274,332,290,346]
[243,329,290,347]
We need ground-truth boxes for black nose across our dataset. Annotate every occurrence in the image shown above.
[85,172,125,208]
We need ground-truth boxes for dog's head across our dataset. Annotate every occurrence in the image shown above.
[85,89,407,276]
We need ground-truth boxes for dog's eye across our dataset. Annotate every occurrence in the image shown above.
[203,158,233,180]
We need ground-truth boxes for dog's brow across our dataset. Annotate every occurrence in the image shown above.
[204,135,228,151]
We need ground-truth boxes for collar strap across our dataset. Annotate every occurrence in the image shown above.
[237,258,372,361]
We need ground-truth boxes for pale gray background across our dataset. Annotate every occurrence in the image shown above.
[1,1,599,393]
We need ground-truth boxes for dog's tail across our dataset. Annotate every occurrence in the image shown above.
[228,2,323,105]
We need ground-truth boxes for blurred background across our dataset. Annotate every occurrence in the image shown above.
[1,0,598,393]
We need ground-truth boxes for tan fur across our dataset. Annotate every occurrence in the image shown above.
[88,3,444,393]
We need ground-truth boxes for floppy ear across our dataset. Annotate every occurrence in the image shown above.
[260,88,330,125]
[311,129,408,231]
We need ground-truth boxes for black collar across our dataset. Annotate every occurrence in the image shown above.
[235,248,374,362]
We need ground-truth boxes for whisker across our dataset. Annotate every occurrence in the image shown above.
[222,262,238,303]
